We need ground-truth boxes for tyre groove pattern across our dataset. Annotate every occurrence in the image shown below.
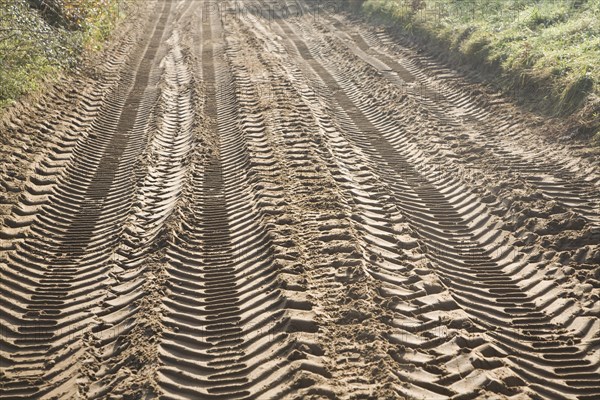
[272,11,599,399]
[329,15,599,226]
[244,5,494,398]
[156,6,321,398]
[84,21,195,398]
[0,1,172,397]
[1,1,597,399]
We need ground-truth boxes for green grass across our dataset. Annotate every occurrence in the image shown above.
[362,0,600,137]
[0,0,123,108]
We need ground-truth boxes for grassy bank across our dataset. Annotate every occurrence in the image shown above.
[361,0,599,138]
[0,0,124,108]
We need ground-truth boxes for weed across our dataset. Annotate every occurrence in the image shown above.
[362,0,599,125]
[0,0,123,108]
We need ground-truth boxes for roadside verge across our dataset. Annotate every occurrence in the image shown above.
[355,0,599,143]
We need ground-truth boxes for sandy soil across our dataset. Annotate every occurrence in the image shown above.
[1,1,598,399]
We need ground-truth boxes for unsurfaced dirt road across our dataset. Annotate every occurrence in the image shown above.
[1,1,599,399]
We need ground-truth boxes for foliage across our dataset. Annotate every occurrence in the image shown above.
[363,0,600,119]
[0,0,123,108]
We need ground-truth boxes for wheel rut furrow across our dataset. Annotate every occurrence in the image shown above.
[84,20,197,400]
[241,4,482,398]
[157,10,248,398]
[327,13,599,226]
[1,1,598,399]
[0,1,173,397]
[156,6,318,398]
[273,13,599,399]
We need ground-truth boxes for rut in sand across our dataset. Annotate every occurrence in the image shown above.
[1,1,598,399]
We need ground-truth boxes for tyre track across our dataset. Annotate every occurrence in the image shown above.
[84,24,196,399]
[199,5,434,397]
[273,11,599,399]
[82,2,209,396]
[0,1,173,397]
[234,4,500,398]
[156,6,323,398]
[320,12,599,226]
[1,1,597,398]
[301,9,599,314]
[230,6,404,397]
[0,24,138,223]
